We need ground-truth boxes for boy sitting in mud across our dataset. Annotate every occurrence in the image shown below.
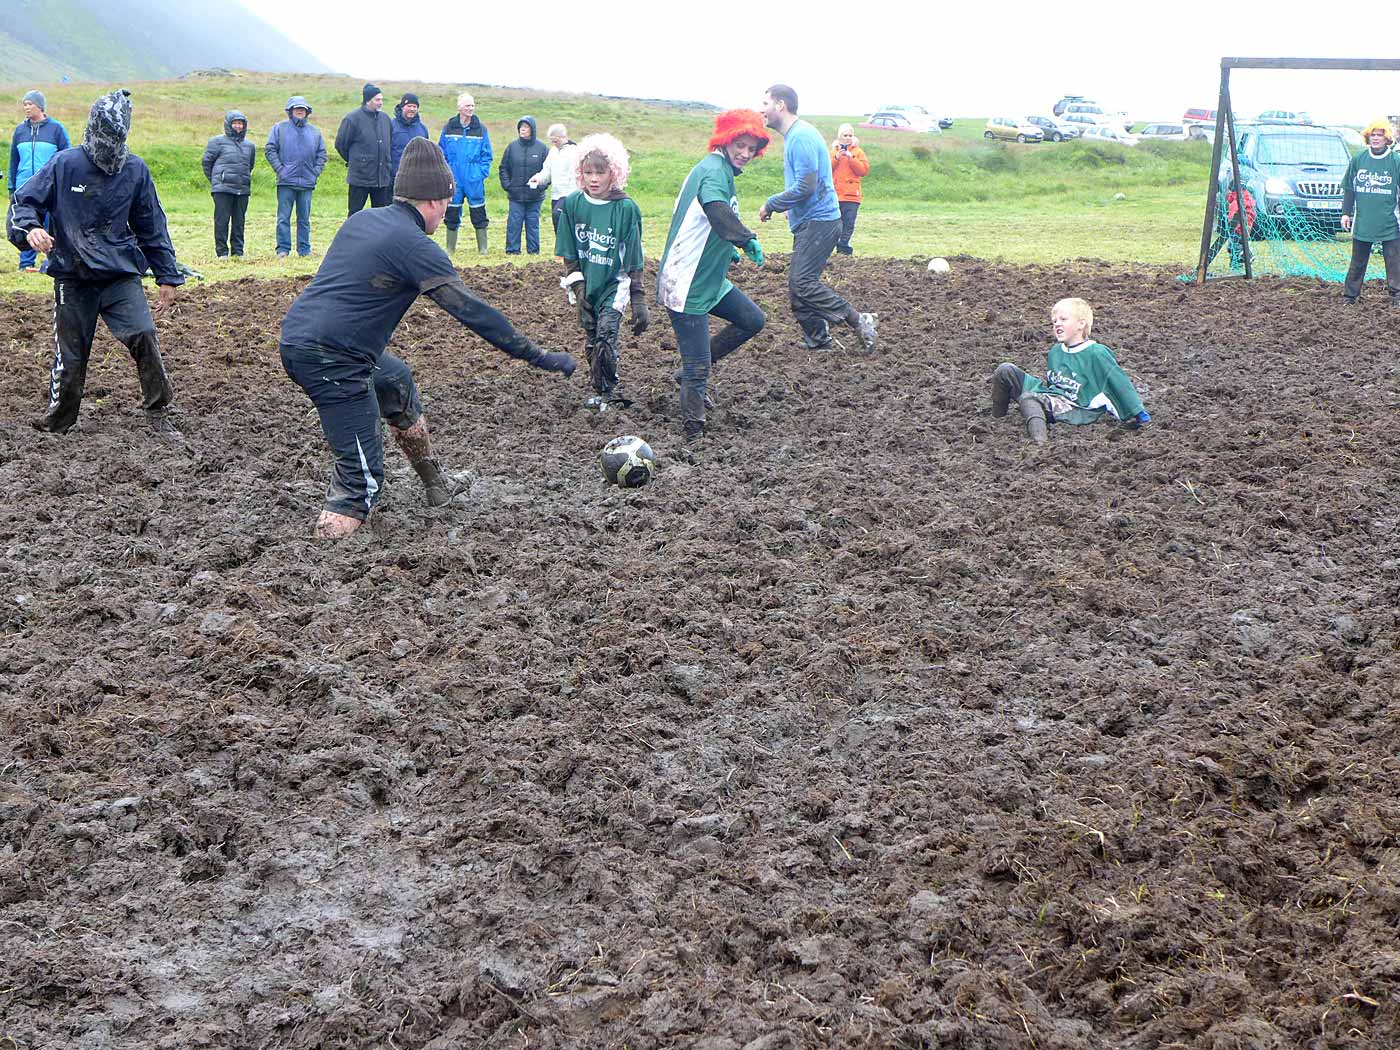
[555,134,647,412]
[990,297,1149,445]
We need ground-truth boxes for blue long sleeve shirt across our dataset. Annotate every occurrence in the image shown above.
[766,118,840,231]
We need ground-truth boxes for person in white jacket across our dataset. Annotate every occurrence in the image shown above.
[528,123,580,235]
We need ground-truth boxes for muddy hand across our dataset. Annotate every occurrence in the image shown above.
[153,284,178,319]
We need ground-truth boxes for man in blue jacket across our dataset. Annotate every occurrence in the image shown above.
[334,83,393,215]
[6,89,183,437]
[389,93,429,183]
[439,92,492,255]
[280,138,576,539]
[8,90,69,272]
[265,95,327,257]
[758,84,877,353]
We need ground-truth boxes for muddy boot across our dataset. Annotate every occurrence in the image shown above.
[146,410,183,440]
[446,228,458,255]
[1018,396,1049,446]
[990,363,1022,418]
[411,457,463,507]
[680,382,707,443]
[476,229,489,255]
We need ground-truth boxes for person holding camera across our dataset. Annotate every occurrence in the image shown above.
[830,124,869,256]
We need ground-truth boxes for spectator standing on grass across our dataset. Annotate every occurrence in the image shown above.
[335,83,393,215]
[499,115,550,255]
[7,90,69,273]
[389,92,429,183]
[6,89,183,438]
[439,92,493,255]
[1340,118,1400,305]
[758,84,877,352]
[279,138,576,540]
[830,124,869,256]
[201,110,256,259]
[265,95,327,258]
[529,123,579,234]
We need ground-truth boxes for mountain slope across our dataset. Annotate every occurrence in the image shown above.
[0,0,331,83]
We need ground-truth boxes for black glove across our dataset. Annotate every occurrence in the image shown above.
[631,296,649,337]
[534,350,577,377]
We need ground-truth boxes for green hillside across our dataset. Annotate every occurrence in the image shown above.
[0,72,1214,293]
[0,0,329,84]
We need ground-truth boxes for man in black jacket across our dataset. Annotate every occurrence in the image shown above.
[334,83,393,215]
[280,138,577,539]
[6,89,183,437]
[499,115,549,254]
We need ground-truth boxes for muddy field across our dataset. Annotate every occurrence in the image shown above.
[1,256,1398,1050]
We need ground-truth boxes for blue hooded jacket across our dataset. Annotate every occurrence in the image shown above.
[8,115,70,193]
[265,96,327,190]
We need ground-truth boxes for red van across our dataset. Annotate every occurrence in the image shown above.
[1182,108,1217,126]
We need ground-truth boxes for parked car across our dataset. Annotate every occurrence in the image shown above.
[1223,121,1351,236]
[1024,114,1080,142]
[874,105,941,132]
[984,116,1044,143]
[1182,107,1217,126]
[1334,126,1364,148]
[1082,124,1138,146]
[859,112,937,133]
[938,116,954,130]
[1053,95,1094,116]
[1137,121,1193,142]
[1061,112,1101,131]
[1257,109,1310,124]
[1062,101,1110,123]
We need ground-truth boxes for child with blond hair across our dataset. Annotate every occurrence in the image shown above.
[990,297,1149,444]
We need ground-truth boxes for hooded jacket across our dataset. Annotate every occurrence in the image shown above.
[202,110,257,195]
[8,114,70,194]
[499,116,550,204]
[830,143,870,203]
[439,113,492,207]
[390,101,430,181]
[334,101,393,188]
[266,97,327,189]
[6,145,182,285]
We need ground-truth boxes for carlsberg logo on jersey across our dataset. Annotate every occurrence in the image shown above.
[1356,169,1395,192]
[574,222,619,267]
[1044,369,1084,399]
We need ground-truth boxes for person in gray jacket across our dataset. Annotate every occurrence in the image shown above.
[202,110,256,258]
[335,83,393,215]
[265,95,327,257]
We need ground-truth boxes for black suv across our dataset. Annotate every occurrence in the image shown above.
[1222,122,1352,237]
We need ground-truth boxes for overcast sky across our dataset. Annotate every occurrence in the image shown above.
[238,0,1396,125]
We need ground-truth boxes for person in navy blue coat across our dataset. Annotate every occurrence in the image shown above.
[390,93,429,183]
[6,90,183,437]
[7,90,69,272]
[334,83,393,215]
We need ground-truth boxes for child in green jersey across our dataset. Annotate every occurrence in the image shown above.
[555,133,647,411]
[1341,119,1400,305]
[990,297,1150,445]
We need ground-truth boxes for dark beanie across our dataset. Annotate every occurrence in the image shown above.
[393,137,455,200]
[400,92,419,106]
[363,83,382,104]
[23,90,46,112]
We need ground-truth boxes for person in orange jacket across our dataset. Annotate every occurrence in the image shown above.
[830,123,870,256]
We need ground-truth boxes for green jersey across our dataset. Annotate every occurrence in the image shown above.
[1022,341,1145,425]
[554,191,644,313]
[1342,147,1400,243]
[658,150,740,315]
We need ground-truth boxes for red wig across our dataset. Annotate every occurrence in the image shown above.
[709,109,770,157]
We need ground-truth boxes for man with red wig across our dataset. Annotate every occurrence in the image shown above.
[658,109,769,443]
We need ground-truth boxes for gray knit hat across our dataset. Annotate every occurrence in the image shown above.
[393,137,455,200]
[23,90,46,112]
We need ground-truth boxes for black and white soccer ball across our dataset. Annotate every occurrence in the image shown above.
[600,435,656,488]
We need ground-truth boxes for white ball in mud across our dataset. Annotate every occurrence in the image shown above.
[600,435,657,488]
[927,257,951,274]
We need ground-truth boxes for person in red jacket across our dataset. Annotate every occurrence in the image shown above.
[830,124,870,256]
[1205,185,1255,270]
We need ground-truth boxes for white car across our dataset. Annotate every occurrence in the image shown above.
[1082,124,1139,146]
[1137,121,1193,142]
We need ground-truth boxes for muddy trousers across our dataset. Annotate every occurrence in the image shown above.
[1343,237,1400,301]
[789,217,859,347]
[991,363,1051,443]
[280,345,424,520]
[668,286,767,437]
[580,303,624,396]
[212,191,249,257]
[37,277,174,433]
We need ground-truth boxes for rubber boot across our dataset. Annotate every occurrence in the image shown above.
[673,368,715,408]
[446,228,458,255]
[680,383,707,444]
[990,363,1022,418]
[1018,396,1049,446]
[411,457,460,507]
[476,228,489,255]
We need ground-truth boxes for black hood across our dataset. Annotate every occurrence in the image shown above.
[83,89,132,175]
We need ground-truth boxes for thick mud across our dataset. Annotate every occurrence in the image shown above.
[1,257,1398,1050]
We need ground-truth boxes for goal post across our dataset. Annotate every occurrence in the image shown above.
[1194,57,1400,286]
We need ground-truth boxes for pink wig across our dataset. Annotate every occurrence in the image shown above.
[574,133,630,192]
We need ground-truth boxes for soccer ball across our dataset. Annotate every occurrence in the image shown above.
[927,257,951,273]
[599,435,656,488]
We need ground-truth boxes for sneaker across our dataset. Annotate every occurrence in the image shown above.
[1342,296,1358,305]
[147,414,183,439]
[584,394,611,414]
[276,251,289,258]
[20,266,41,274]
[855,312,878,352]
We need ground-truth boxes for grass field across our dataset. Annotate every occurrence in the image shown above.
[0,72,1214,292]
